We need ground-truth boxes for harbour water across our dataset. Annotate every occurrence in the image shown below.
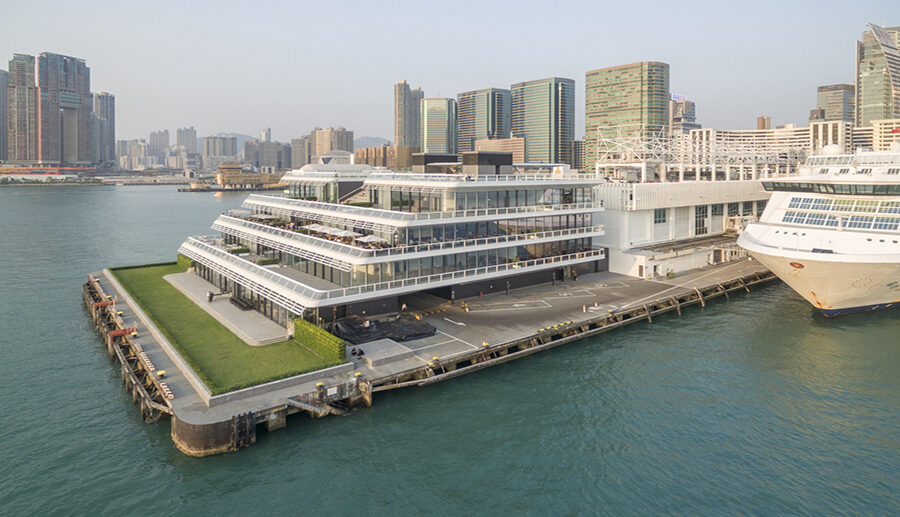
[1,185,897,515]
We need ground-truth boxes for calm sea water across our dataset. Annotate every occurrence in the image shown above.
[0,185,897,515]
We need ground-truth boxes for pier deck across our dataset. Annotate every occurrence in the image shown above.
[86,257,775,456]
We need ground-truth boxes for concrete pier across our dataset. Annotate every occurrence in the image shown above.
[84,258,775,456]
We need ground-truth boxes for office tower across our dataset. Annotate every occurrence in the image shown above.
[511,76,576,164]
[203,135,237,157]
[420,98,458,154]
[809,108,826,122]
[0,69,7,161]
[856,23,900,126]
[92,92,115,164]
[757,116,772,130]
[260,127,271,142]
[584,62,669,167]
[394,80,423,147]
[37,53,92,165]
[668,95,700,134]
[7,54,39,163]
[149,130,169,162]
[176,126,197,153]
[457,88,511,153]
[573,140,584,170]
[814,84,855,123]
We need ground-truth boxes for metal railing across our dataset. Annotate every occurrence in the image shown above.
[213,215,604,261]
[366,172,600,183]
[243,194,604,224]
[179,236,605,304]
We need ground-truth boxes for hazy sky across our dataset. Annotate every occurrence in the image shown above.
[3,0,898,142]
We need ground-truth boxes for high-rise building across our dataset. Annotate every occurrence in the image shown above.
[457,88,511,154]
[668,94,700,134]
[814,84,854,123]
[244,139,291,170]
[856,23,900,126]
[584,62,669,167]
[394,80,423,147]
[291,136,310,168]
[176,126,197,153]
[203,135,237,157]
[92,92,115,165]
[0,69,7,161]
[37,53,92,165]
[311,127,354,156]
[420,98,457,154]
[511,76,576,164]
[149,130,169,162]
[757,116,772,130]
[260,127,271,142]
[6,54,39,163]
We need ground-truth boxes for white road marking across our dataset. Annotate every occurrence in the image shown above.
[443,318,467,326]
[436,330,479,349]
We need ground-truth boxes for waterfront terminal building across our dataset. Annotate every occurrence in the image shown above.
[178,152,606,325]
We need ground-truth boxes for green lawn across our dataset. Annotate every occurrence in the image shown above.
[111,262,343,395]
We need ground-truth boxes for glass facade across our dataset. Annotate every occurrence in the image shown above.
[584,62,670,168]
[457,88,511,153]
[855,24,900,126]
[510,77,575,165]
[420,98,458,154]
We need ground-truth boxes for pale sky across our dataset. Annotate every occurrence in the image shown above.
[3,0,898,142]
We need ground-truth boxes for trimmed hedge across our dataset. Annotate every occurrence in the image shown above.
[229,247,250,254]
[256,257,279,266]
[294,319,345,361]
[176,253,194,271]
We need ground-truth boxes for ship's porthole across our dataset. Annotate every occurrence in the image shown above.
[790,262,804,269]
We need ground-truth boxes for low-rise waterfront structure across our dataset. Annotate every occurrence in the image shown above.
[178,158,606,325]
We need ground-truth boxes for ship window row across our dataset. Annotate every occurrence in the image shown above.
[787,197,900,214]
[781,211,900,231]
[764,182,900,195]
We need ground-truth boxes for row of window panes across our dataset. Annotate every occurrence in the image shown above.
[764,182,900,195]
[376,187,593,213]
[788,196,900,214]
[271,239,595,287]
[653,202,761,226]
[781,211,900,230]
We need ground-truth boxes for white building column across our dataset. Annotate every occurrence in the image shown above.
[711,163,717,181]
[678,163,685,182]
[640,162,648,183]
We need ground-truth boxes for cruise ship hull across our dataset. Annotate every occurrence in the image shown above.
[738,237,900,316]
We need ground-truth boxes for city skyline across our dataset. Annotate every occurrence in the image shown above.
[2,1,897,142]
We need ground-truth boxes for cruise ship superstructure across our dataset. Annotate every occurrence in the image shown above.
[178,154,606,325]
[738,143,900,316]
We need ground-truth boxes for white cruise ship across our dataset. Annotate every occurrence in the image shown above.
[738,143,900,316]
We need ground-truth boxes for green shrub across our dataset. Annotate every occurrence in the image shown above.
[294,319,345,361]
[176,253,194,271]
[256,257,279,265]
[229,246,250,254]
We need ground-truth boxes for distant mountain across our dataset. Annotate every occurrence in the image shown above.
[354,136,391,150]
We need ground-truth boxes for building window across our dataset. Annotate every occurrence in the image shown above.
[727,202,739,216]
[695,205,708,235]
[756,200,767,215]
[742,202,753,215]
[711,204,723,216]
[653,208,667,224]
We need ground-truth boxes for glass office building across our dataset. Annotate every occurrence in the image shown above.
[457,88,511,154]
[510,77,575,165]
[584,62,670,169]
[856,23,900,127]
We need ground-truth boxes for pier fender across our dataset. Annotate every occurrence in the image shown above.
[171,416,241,457]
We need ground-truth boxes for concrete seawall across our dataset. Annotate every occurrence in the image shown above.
[86,261,777,457]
